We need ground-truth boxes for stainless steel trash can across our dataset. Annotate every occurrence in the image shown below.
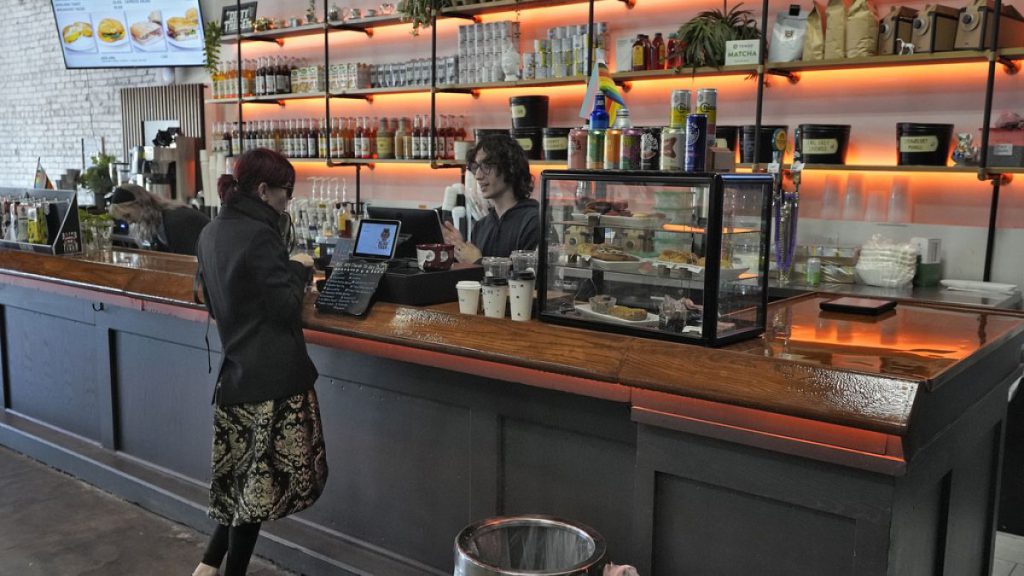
[454,514,606,576]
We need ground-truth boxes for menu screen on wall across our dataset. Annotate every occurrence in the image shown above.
[51,0,205,69]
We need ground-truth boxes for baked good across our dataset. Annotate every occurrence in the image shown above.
[185,7,199,23]
[659,249,698,264]
[167,16,198,40]
[591,247,638,262]
[62,22,92,44]
[131,20,163,44]
[98,18,125,42]
[609,305,647,321]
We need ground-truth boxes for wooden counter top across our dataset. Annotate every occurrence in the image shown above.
[2,249,1023,440]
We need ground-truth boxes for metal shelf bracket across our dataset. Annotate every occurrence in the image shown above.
[766,69,800,84]
[997,55,1021,74]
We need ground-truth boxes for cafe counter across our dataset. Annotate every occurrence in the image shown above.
[0,249,1021,576]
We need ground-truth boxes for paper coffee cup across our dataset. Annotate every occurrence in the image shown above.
[481,283,509,318]
[456,280,481,315]
[508,278,535,321]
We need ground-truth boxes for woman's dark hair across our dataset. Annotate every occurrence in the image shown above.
[465,134,533,200]
[217,148,295,205]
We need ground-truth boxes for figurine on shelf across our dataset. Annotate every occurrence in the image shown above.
[952,132,980,166]
[327,4,340,22]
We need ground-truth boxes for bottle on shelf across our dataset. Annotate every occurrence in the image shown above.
[653,33,667,70]
[631,35,647,71]
[589,93,610,130]
[255,57,266,96]
[219,122,232,155]
[666,33,682,68]
[354,117,366,159]
[411,115,423,160]
[395,117,408,160]
[368,116,379,159]
[275,56,289,95]
[305,118,315,158]
[377,117,394,159]
[343,117,355,158]
[230,122,242,156]
[318,119,329,159]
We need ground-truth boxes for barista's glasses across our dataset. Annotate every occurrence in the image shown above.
[467,161,498,177]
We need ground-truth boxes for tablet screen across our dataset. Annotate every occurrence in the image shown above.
[352,219,401,260]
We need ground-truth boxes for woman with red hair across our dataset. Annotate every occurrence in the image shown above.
[194,148,327,576]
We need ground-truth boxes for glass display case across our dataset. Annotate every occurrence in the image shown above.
[537,171,773,346]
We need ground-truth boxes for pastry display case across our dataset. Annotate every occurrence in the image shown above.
[537,170,773,346]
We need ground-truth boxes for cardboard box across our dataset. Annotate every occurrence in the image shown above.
[879,6,918,55]
[912,4,962,53]
[954,0,1024,50]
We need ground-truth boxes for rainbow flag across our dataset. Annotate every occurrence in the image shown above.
[579,50,627,125]
[33,158,54,190]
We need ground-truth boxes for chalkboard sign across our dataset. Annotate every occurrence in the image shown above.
[315,260,388,316]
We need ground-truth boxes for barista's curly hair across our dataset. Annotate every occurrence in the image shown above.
[465,134,534,201]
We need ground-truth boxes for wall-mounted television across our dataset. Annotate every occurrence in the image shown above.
[51,0,205,69]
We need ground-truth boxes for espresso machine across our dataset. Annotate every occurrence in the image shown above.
[127,136,201,201]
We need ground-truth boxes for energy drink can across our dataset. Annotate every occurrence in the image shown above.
[684,113,708,172]
[659,127,685,171]
[620,126,643,170]
[640,127,661,170]
[567,127,588,169]
[604,128,622,170]
[696,88,717,147]
[586,129,605,170]
[806,257,822,286]
[669,89,691,129]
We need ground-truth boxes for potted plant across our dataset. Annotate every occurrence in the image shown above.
[397,0,453,35]
[203,21,222,75]
[672,2,761,70]
[82,152,117,202]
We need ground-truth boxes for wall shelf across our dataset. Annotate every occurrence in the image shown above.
[737,163,986,174]
[767,50,991,74]
[440,0,631,19]
[437,75,586,93]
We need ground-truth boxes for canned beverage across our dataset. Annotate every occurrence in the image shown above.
[659,127,685,171]
[620,126,643,170]
[806,257,822,286]
[586,129,605,170]
[640,127,661,170]
[684,113,708,172]
[603,128,621,170]
[567,127,588,169]
[670,89,691,129]
[696,88,717,146]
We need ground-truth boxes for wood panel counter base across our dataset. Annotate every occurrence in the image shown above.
[0,251,1022,575]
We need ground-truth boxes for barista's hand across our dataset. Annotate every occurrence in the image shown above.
[441,221,464,245]
[443,221,481,263]
[289,253,315,268]
[454,242,481,264]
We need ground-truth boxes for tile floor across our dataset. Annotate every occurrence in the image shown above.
[996,532,1024,576]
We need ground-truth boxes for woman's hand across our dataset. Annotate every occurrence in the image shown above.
[443,221,481,263]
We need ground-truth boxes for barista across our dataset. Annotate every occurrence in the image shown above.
[442,134,539,263]
[107,183,210,255]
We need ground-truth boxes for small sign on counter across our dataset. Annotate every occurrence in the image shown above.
[315,260,388,316]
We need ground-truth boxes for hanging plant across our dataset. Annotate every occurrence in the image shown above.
[397,0,453,35]
[673,2,760,70]
[203,21,223,75]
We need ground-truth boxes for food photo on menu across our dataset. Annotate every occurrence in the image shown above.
[93,13,129,52]
[52,0,204,68]
[127,10,166,52]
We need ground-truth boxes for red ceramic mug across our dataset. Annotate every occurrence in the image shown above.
[416,243,455,271]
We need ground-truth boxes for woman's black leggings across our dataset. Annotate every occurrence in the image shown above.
[202,522,262,576]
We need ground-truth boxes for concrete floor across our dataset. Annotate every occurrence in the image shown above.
[0,445,295,576]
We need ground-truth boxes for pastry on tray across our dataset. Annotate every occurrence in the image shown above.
[608,305,648,321]
[658,249,698,264]
[591,246,638,262]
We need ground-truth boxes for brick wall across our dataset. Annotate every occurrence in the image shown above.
[0,0,164,187]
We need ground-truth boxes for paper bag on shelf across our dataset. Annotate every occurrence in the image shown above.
[824,0,850,59]
[804,2,827,60]
[846,0,880,57]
